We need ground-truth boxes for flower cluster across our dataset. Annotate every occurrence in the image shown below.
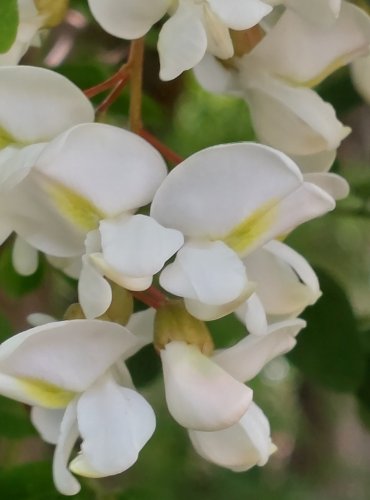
[0,0,368,496]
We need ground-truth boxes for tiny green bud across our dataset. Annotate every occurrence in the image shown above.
[154,300,214,356]
[35,0,69,28]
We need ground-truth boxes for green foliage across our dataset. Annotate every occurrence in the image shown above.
[289,269,366,392]
[207,314,246,349]
[0,244,44,298]
[126,345,162,388]
[0,462,93,499]
[0,0,19,54]
[0,397,36,439]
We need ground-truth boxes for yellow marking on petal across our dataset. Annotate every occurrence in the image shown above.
[222,200,277,255]
[18,377,76,408]
[43,178,105,231]
[35,0,69,27]
[0,127,20,149]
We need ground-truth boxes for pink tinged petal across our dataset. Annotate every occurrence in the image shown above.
[12,235,38,276]
[160,240,248,306]
[245,76,350,156]
[249,3,370,85]
[189,402,273,471]
[0,320,138,392]
[88,0,171,39]
[244,293,268,336]
[213,318,306,382]
[158,4,208,81]
[303,172,350,200]
[0,66,94,144]
[35,123,168,217]
[52,400,81,496]
[100,214,184,279]
[151,142,303,239]
[242,240,321,318]
[31,406,64,445]
[208,0,272,30]
[72,374,155,476]
[78,256,112,319]
[161,341,253,431]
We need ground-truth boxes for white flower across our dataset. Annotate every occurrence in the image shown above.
[2,122,183,317]
[87,0,273,80]
[160,319,304,468]
[151,142,334,320]
[0,319,155,495]
[194,2,370,184]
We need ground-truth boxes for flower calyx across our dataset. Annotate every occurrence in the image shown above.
[154,300,214,356]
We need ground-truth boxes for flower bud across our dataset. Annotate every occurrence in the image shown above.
[154,301,214,356]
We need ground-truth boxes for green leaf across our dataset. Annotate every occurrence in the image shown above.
[0,397,36,439]
[288,268,366,392]
[0,0,19,54]
[207,314,246,350]
[0,243,44,298]
[0,462,93,499]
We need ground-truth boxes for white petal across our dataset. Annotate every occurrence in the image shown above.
[158,4,207,80]
[31,406,64,445]
[242,240,321,318]
[35,123,167,217]
[52,400,81,496]
[245,75,350,156]
[208,0,272,30]
[194,53,240,94]
[125,309,156,356]
[3,174,86,257]
[72,373,155,476]
[292,149,336,173]
[244,293,268,336]
[282,0,341,26]
[202,6,234,59]
[88,0,170,39]
[213,318,306,382]
[0,143,45,193]
[27,313,57,327]
[351,54,370,104]
[161,341,253,431]
[160,240,248,306]
[100,214,184,279]
[78,256,112,319]
[0,320,139,393]
[151,142,303,240]
[303,172,350,200]
[12,235,38,276]
[0,66,94,144]
[189,401,273,471]
[249,3,370,85]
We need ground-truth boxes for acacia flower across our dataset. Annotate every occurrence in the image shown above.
[195,2,370,179]
[2,123,183,317]
[151,142,334,321]
[0,319,156,495]
[87,0,273,80]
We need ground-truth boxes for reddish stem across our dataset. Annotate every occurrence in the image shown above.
[139,129,183,165]
[84,65,130,98]
[95,74,129,115]
[132,286,168,310]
